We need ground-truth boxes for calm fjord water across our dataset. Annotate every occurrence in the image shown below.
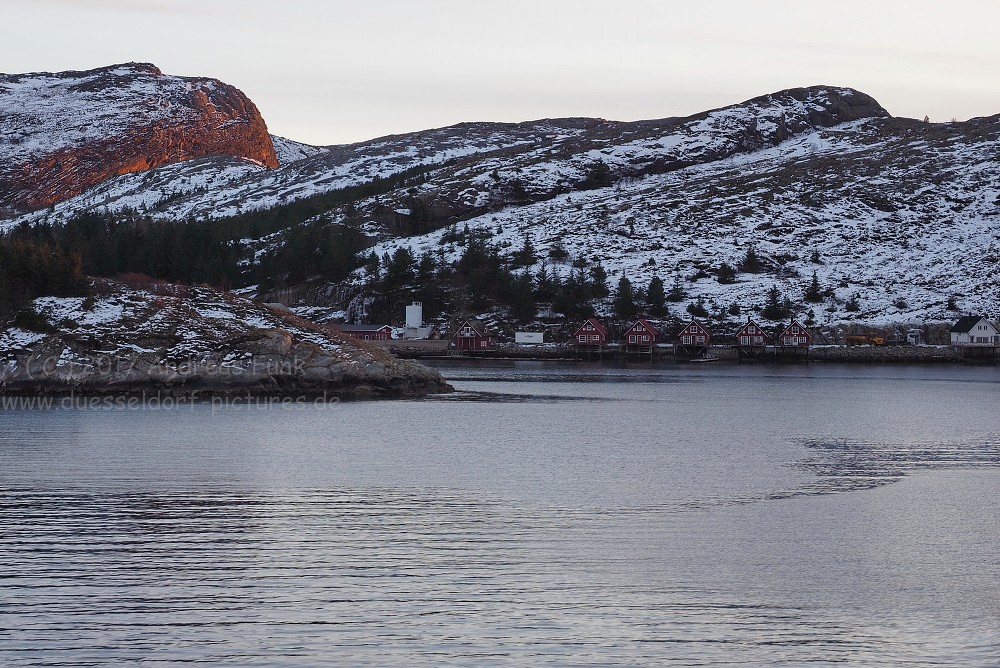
[1,361,999,666]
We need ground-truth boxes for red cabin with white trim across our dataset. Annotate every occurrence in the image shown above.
[452,319,494,350]
[778,320,812,348]
[573,317,608,346]
[736,320,768,348]
[624,319,658,346]
[677,319,711,348]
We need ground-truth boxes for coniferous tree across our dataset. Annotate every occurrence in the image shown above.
[646,276,667,317]
[740,246,763,273]
[589,265,609,299]
[613,276,638,321]
[762,285,791,320]
[666,275,686,302]
[804,271,823,303]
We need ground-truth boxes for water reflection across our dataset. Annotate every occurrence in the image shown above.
[7,485,989,666]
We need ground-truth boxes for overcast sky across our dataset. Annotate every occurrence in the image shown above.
[4,0,999,145]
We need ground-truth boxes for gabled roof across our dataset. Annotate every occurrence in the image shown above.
[778,320,812,337]
[950,315,989,333]
[680,318,710,334]
[736,319,765,336]
[628,318,657,334]
[574,317,608,337]
[453,319,489,337]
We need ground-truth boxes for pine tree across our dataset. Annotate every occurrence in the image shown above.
[804,271,823,303]
[740,247,763,273]
[589,265,609,299]
[511,234,536,267]
[646,275,667,317]
[613,276,638,320]
[762,285,790,320]
[717,262,736,284]
[666,275,686,302]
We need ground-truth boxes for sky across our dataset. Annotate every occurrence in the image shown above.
[4,0,999,146]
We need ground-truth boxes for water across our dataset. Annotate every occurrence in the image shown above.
[1,361,999,666]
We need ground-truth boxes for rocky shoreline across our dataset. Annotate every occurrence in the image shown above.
[413,343,989,365]
[0,283,453,401]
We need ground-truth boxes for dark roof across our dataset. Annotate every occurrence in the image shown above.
[337,324,392,332]
[950,315,987,333]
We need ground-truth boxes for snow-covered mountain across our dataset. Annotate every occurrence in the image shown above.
[367,112,1000,324]
[2,67,998,324]
[0,62,277,214]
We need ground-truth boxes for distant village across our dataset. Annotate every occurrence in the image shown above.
[329,302,1000,361]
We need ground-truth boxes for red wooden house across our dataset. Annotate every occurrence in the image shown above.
[677,319,711,348]
[778,320,812,348]
[573,317,608,347]
[736,320,768,348]
[624,319,658,352]
[452,319,494,350]
[337,324,394,341]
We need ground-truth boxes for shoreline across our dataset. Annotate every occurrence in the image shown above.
[399,344,996,365]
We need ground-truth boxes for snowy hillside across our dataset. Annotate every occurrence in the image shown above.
[2,72,997,325]
[365,115,1000,325]
[10,119,599,224]
[270,135,328,165]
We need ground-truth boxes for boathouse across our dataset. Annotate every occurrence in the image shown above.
[574,317,608,348]
[778,320,812,349]
[735,319,768,359]
[624,319,658,356]
[676,318,711,357]
[452,319,494,350]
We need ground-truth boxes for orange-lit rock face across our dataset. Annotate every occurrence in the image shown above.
[0,62,278,213]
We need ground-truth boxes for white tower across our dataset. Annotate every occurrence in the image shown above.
[405,302,423,329]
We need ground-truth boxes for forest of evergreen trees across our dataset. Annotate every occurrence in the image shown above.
[0,167,827,338]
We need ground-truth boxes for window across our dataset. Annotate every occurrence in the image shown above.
[682,335,692,345]
[585,323,593,331]
[629,335,637,343]
[740,336,749,345]
[792,326,799,334]
[591,335,600,342]
[578,335,587,343]
[481,340,487,347]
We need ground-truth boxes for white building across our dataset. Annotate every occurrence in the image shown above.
[949,316,1000,346]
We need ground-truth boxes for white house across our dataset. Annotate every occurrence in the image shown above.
[949,316,1000,346]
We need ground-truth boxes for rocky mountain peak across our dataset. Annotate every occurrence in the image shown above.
[0,62,279,215]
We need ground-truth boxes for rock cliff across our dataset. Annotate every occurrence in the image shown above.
[0,62,278,213]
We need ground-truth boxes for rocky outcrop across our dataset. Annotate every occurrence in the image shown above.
[0,63,278,214]
[0,282,452,398]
